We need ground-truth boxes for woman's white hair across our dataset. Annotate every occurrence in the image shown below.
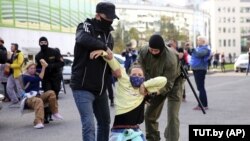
[197,36,208,45]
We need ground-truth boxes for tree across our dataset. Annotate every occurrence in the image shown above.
[160,16,179,40]
[159,15,190,46]
[112,22,125,54]
[129,27,139,41]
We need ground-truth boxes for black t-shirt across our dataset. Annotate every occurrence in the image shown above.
[113,100,145,126]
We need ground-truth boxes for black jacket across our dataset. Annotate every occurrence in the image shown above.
[0,45,7,64]
[35,47,64,79]
[70,18,114,95]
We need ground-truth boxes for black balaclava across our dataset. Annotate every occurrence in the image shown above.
[39,36,49,52]
[96,17,113,32]
[149,34,165,57]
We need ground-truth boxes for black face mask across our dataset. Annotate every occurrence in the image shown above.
[40,45,48,52]
[97,17,113,31]
[151,52,162,58]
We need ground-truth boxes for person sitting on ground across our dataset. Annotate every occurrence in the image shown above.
[90,50,167,141]
[20,60,63,129]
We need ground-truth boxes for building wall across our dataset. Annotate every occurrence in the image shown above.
[0,0,97,55]
[211,0,240,59]
[239,0,250,52]
[203,0,250,60]
[0,27,75,58]
[114,4,210,46]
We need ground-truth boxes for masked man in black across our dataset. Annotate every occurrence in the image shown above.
[35,37,64,123]
[70,2,119,141]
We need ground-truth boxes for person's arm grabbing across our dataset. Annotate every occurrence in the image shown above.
[75,22,108,51]
[39,59,48,79]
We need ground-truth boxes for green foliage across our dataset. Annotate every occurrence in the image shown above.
[112,22,125,54]
[112,15,190,53]
[224,63,234,70]
[159,15,189,43]
[129,27,139,41]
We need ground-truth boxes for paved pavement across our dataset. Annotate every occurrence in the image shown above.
[0,71,250,141]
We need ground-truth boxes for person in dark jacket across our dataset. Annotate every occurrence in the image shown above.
[122,42,138,73]
[35,36,64,123]
[0,37,9,102]
[0,37,7,64]
[70,2,119,141]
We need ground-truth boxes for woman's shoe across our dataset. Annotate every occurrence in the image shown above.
[34,123,44,129]
[52,113,63,120]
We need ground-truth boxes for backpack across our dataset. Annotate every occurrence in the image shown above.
[0,48,7,64]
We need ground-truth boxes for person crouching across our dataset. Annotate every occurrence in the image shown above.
[20,60,63,129]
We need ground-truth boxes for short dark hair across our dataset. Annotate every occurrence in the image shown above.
[11,43,18,50]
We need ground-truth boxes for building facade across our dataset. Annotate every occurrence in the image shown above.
[0,0,97,59]
[202,0,250,60]
[108,1,211,48]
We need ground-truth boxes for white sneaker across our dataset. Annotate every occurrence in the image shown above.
[34,123,44,129]
[52,113,63,120]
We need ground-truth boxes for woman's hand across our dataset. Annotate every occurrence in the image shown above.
[40,59,48,68]
[139,84,148,96]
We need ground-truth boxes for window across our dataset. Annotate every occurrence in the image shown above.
[241,17,245,23]
[228,7,230,12]
[228,39,231,47]
[241,7,244,13]
[224,17,226,23]
[223,7,226,12]
[224,39,227,47]
[218,7,221,12]
[223,27,226,33]
[232,17,235,23]
[232,8,235,12]
[219,17,221,23]
[219,39,222,47]
[228,28,231,33]
[246,7,250,13]
[246,17,250,23]
[228,18,231,23]
[232,27,236,33]
[219,27,221,33]
[233,39,236,47]
[241,27,245,34]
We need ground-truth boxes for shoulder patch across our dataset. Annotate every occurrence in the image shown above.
[83,22,91,33]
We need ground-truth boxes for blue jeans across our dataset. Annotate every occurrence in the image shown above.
[193,70,208,107]
[72,90,111,141]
